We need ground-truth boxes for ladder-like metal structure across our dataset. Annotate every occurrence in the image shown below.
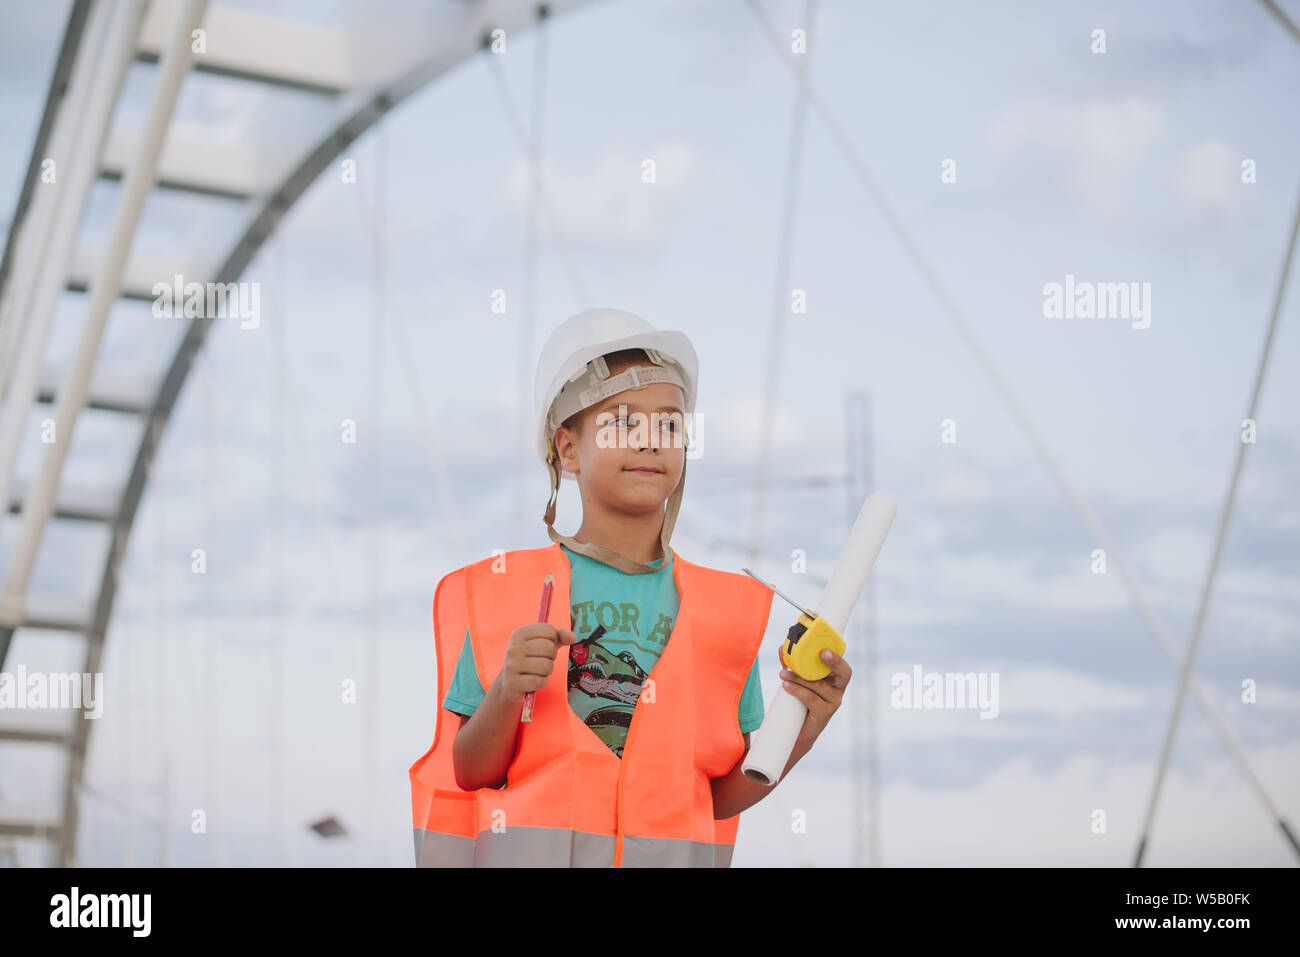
[0,0,591,867]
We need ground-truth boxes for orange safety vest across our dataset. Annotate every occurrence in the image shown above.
[409,542,774,867]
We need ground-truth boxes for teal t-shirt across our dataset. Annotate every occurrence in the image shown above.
[442,544,765,758]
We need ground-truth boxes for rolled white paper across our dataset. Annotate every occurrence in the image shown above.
[742,492,897,786]
[741,690,807,787]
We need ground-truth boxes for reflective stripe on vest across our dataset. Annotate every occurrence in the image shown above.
[408,543,773,867]
[413,826,735,868]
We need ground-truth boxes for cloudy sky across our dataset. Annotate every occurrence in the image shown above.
[1,0,1297,867]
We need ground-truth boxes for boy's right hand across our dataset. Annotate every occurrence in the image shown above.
[499,624,578,703]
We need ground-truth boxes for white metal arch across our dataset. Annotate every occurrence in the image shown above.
[0,0,593,866]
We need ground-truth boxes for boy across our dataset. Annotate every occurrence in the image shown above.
[409,308,851,867]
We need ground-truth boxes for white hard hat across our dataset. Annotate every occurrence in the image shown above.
[534,308,699,573]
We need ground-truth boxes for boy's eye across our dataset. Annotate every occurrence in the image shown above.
[603,413,678,432]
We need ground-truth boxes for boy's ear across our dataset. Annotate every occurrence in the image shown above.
[554,425,580,474]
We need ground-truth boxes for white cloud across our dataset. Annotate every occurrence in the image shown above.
[987,96,1164,221]
[990,97,1163,165]
[504,144,697,247]
[734,742,1300,866]
[1174,139,1241,212]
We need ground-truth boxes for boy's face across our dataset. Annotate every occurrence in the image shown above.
[553,356,688,518]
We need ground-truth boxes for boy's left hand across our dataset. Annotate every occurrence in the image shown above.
[778,648,852,754]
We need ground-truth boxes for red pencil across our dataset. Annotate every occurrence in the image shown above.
[520,573,554,724]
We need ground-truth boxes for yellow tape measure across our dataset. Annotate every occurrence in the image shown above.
[780,613,845,681]
[741,568,846,681]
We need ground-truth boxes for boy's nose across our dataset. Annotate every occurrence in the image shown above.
[632,414,661,451]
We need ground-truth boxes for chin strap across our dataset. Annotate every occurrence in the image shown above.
[543,440,686,575]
